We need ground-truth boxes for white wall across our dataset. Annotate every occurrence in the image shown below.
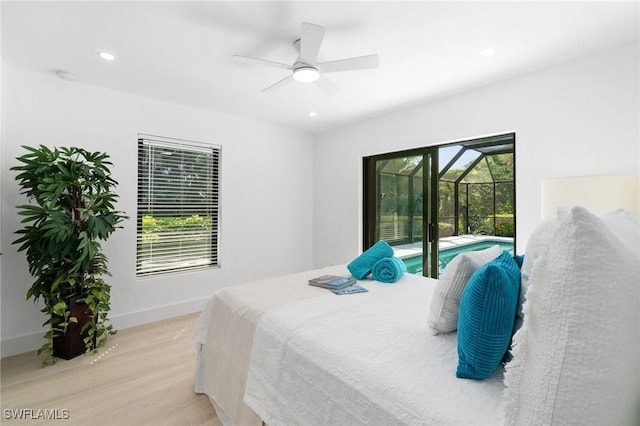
[1,66,314,357]
[312,41,639,268]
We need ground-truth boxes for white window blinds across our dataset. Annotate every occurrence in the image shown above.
[136,135,220,276]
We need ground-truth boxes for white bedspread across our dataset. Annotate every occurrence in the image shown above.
[244,272,505,426]
[192,265,352,426]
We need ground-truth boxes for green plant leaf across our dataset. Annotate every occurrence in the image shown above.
[37,343,51,356]
[52,301,67,316]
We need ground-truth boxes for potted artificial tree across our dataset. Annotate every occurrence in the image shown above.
[11,145,127,366]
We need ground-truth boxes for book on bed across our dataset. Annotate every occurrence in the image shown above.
[330,284,368,295]
[308,275,356,290]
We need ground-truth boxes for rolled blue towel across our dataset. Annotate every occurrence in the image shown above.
[347,240,394,279]
[372,256,406,283]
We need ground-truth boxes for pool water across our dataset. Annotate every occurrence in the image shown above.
[401,240,514,275]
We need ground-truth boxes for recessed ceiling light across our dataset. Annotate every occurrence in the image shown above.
[480,47,496,57]
[309,111,317,117]
[98,51,115,61]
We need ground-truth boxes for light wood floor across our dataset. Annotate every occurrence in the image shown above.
[1,312,220,426]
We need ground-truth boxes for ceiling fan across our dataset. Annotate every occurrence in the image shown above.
[233,22,379,94]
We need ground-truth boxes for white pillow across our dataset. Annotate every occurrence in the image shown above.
[427,245,501,334]
[601,209,640,257]
[501,206,640,425]
[518,209,638,320]
[518,219,558,318]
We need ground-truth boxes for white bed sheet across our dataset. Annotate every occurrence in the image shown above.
[192,265,352,426]
[244,272,505,426]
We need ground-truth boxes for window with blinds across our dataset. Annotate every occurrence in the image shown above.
[136,135,220,277]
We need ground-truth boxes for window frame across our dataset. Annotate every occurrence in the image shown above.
[136,134,221,277]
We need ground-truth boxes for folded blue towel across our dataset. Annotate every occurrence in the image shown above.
[347,240,394,279]
[372,256,406,283]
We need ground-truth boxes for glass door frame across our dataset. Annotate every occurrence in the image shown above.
[363,133,516,279]
[363,147,439,277]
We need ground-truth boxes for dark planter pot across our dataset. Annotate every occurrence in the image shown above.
[52,296,96,360]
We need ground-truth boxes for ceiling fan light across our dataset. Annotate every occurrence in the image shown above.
[293,66,319,83]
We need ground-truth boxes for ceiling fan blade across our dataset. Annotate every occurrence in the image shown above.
[314,76,341,96]
[262,75,294,93]
[233,55,292,70]
[318,54,379,73]
[299,22,324,65]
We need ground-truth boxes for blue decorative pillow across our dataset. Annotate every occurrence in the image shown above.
[513,254,525,269]
[456,251,521,380]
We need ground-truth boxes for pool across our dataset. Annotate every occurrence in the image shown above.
[401,239,514,275]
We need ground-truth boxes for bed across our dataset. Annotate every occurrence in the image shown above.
[193,266,505,425]
[192,204,639,425]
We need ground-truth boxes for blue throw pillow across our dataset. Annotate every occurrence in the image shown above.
[456,251,521,380]
[513,254,525,269]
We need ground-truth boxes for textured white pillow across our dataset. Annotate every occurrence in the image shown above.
[518,209,637,320]
[427,245,501,334]
[501,206,640,425]
[601,209,640,257]
[518,219,558,319]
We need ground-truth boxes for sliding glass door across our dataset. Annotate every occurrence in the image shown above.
[363,133,515,279]
[363,148,439,277]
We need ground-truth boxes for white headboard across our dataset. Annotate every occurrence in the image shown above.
[541,175,638,219]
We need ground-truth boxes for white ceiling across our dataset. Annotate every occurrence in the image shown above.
[2,1,638,134]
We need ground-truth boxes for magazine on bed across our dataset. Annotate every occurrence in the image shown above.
[308,275,356,290]
[330,284,368,295]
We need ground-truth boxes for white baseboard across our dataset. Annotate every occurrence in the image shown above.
[1,331,45,359]
[110,297,209,330]
[0,297,210,358]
